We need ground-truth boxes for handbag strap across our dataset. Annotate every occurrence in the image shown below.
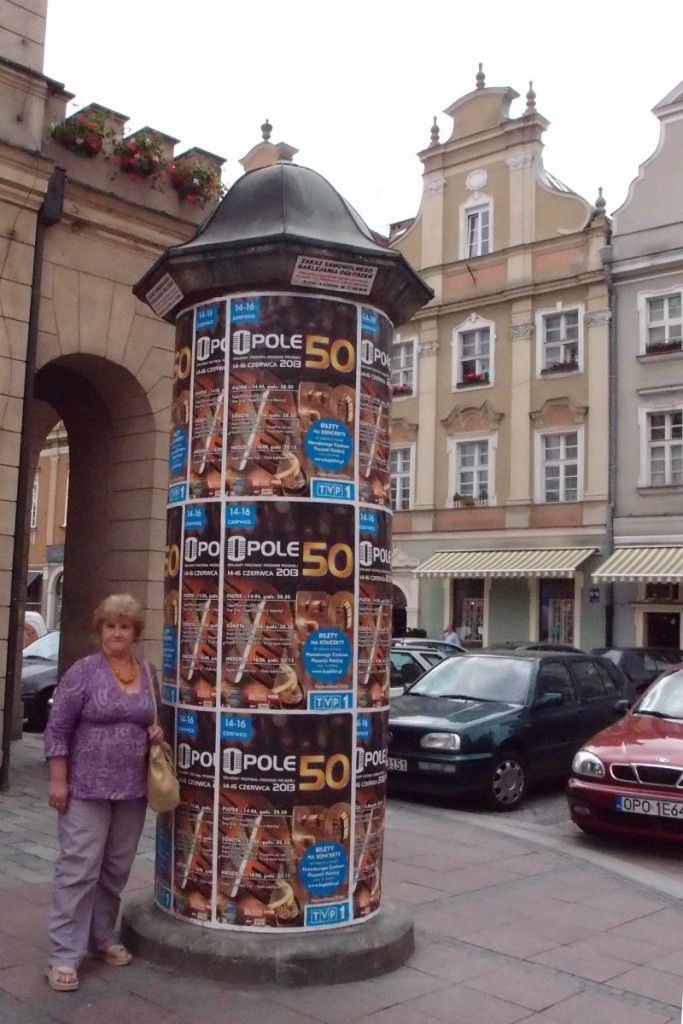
[144,661,158,727]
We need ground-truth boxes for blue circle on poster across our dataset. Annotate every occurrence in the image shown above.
[298,842,347,896]
[304,418,352,471]
[169,426,187,474]
[162,626,176,674]
[302,629,351,682]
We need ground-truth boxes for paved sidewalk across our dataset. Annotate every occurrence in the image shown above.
[1,735,682,1023]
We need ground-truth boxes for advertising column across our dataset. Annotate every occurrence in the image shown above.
[155,290,392,931]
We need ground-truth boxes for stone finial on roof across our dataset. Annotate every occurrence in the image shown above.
[525,81,536,113]
[595,186,606,212]
[430,116,440,147]
[475,63,485,89]
[261,119,272,141]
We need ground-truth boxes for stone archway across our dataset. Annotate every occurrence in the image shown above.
[391,582,408,637]
[34,353,164,673]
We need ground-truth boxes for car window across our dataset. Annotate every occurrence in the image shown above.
[410,655,533,703]
[423,651,444,666]
[599,658,626,693]
[534,662,577,703]
[571,659,608,701]
[593,659,618,695]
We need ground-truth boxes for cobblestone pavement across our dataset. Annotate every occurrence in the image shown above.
[1,735,682,1024]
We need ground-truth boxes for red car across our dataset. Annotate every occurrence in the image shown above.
[567,667,683,842]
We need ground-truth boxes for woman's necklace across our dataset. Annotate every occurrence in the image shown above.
[106,655,137,686]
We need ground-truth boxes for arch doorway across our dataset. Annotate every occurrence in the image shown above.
[33,353,164,673]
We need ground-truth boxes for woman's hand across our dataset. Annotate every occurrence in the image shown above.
[147,724,164,746]
[48,780,69,813]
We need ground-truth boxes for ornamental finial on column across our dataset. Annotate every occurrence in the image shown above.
[429,116,440,147]
[525,81,536,113]
[476,63,485,89]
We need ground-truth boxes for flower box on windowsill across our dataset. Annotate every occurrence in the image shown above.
[644,341,682,356]
[452,495,488,508]
[540,360,579,375]
[392,384,413,397]
[457,374,489,387]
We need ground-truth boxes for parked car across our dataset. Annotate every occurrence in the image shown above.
[389,645,456,698]
[392,637,466,656]
[387,651,630,810]
[23,610,48,647]
[485,641,584,653]
[21,630,59,731]
[567,665,683,842]
[591,647,683,697]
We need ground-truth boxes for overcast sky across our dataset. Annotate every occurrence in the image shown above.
[43,0,683,235]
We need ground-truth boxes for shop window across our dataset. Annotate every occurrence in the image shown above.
[539,578,574,644]
[452,578,484,647]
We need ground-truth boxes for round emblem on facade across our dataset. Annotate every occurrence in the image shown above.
[466,169,487,192]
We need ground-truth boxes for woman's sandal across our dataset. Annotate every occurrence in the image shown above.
[44,965,79,992]
[98,944,132,967]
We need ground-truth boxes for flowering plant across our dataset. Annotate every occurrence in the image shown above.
[169,161,225,206]
[392,382,412,396]
[541,359,579,374]
[50,109,107,157]
[113,131,166,179]
[459,371,489,385]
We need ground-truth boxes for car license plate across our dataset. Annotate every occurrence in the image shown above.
[387,757,407,772]
[616,795,683,818]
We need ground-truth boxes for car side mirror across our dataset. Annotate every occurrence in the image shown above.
[614,699,631,716]
[534,691,564,710]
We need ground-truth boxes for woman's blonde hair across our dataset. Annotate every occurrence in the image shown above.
[93,593,145,640]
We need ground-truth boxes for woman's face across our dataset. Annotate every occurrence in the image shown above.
[100,617,136,658]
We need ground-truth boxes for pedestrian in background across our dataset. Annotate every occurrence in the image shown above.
[443,624,461,646]
[43,593,163,993]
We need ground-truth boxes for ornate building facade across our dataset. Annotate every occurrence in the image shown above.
[390,70,612,648]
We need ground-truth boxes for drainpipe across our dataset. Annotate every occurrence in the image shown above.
[0,167,65,790]
[600,242,616,648]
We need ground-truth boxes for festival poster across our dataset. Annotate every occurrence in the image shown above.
[179,503,221,707]
[358,307,392,508]
[162,504,182,695]
[226,294,358,500]
[222,501,355,711]
[189,301,227,500]
[168,309,193,504]
[357,508,392,707]
[217,712,353,929]
[154,814,174,913]
[353,712,387,920]
[173,709,217,921]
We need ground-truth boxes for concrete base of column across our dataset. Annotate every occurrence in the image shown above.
[121,898,414,987]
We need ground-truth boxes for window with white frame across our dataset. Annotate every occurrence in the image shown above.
[452,314,495,388]
[459,194,493,260]
[645,293,682,352]
[30,478,39,529]
[648,411,682,486]
[466,205,490,258]
[391,334,416,398]
[390,447,413,510]
[447,434,496,506]
[536,305,582,374]
[540,431,579,503]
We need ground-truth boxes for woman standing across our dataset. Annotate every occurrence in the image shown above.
[44,594,163,993]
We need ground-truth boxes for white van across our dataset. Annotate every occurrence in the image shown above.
[23,611,48,647]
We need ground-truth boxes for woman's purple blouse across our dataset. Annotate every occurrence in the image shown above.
[44,653,156,800]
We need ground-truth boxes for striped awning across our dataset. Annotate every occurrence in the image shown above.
[592,547,683,583]
[414,548,597,579]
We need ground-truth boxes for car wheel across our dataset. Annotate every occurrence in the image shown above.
[484,749,527,811]
[26,689,53,732]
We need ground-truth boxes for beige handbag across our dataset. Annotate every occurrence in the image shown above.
[144,662,180,813]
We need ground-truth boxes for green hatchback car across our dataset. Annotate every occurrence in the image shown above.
[388,651,630,810]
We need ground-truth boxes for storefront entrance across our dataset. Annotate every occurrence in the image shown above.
[646,611,681,648]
